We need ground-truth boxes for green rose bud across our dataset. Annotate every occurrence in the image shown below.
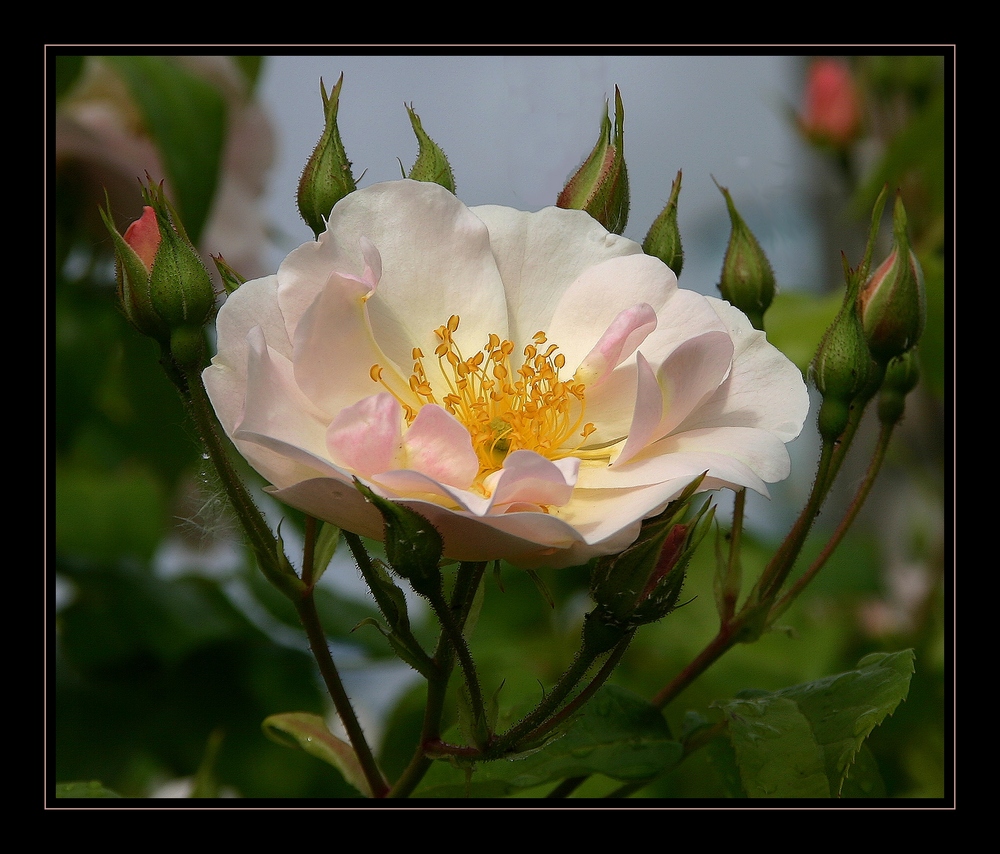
[557,85,629,235]
[404,103,455,192]
[297,74,357,239]
[811,296,875,442]
[715,181,776,331]
[643,170,684,277]
[877,348,921,427]
[858,194,926,365]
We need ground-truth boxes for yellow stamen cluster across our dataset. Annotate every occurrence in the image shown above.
[371,315,595,477]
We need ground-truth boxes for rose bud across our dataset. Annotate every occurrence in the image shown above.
[297,74,357,239]
[858,194,926,365]
[798,58,863,150]
[557,85,629,235]
[877,348,921,428]
[404,103,455,192]
[811,291,875,442]
[102,181,215,367]
[643,170,684,278]
[716,182,776,331]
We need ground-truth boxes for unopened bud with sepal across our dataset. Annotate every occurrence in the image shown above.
[643,170,684,277]
[102,179,216,369]
[557,85,629,235]
[403,103,455,193]
[715,180,776,331]
[858,193,926,365]
[297,74,357,239]
[587,474,713,652]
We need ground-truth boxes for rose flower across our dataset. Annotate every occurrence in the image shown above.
[204,180,808,568]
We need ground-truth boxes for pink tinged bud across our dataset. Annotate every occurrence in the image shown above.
[858,196,926,364]
[122,206,161,273]
[557,85,630,235]
[800,58,863,149]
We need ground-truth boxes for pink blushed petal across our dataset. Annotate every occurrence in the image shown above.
[613,352,663,468]
[402,405,480,489]
[574,303,658,388]
[654,330,734,437]
[325,393,405,478]
[487,450,579,509]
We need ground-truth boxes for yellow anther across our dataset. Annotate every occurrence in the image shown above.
[369,315,595,486]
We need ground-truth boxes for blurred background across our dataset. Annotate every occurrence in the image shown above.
[52,52,948,799]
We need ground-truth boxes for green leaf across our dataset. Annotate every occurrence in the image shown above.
[55,781,121,798]
[101,56,226,244]
[262,712,382,798]
[724,696,830,797]
[415,685,683,797]
[311,522,341,584]
[717,650,914,798]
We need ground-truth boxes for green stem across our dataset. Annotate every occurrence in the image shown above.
[182,364,294,593]
[720,488,746,622]
[528,629,634,747]
[386,563,486,798]
[425,584,486,731]
[652,619,741,710]
[769,421,895,624]
[487,637,604,757]
[292,589,388,798]
[180,364,386,797]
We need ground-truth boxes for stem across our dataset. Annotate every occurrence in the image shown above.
[301,514,317,588]
[652,620,741,710]
[425,585,486,729]
[719,488,746,622]
[527,629,634,746]
[293,589,388,798]
[769,421,895,624]
[182,365,291,589]
[386,562,486,799]
[488,638,603,757]
[180,365,386,797]
[751,438,836,605]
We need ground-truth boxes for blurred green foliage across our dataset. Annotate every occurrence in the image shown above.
[51,53,948,800]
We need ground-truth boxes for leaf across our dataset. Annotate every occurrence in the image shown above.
[311,522,341,584]
[717,650,914,798]
[262,712,381,798]
[723,696,830,797]
[415,685,683,797]
[55,781,121,798]
[101,56,226,244]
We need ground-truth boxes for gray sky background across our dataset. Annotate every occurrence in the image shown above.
[256,54,825,298]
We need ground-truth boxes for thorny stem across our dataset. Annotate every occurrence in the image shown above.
[387,561,486,799]
[770,421,896,624]
[180,363,387,797]
[487,633,606,757]
[293,588,389,798]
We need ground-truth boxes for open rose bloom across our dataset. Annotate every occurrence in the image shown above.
[204,180,809,568]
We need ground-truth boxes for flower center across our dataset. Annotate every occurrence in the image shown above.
[371,315,595,477]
